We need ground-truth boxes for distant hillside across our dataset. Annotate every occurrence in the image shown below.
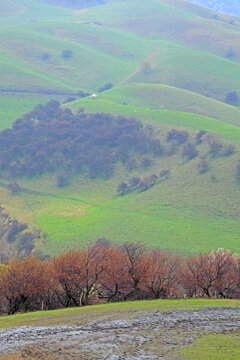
[188,0,240,16]
[36,0,118,8]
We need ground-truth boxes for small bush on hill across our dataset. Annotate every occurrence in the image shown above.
[226,46,235,59]
[166,129,189,144]
[98,83,114,93]
[117,182,129,196]
[159,169,170,178]
[77,90,91,98]
[225,91,239,106]
[138,174,158,192]
[202,132,224,155]
[7,181,21,194]
[195,130,207,144]
[62,50,73,59]
[41,52,50,61]
[182,143,198,161]
[236,160,240,183]
[141,157,152,169]
[223,144,236,156]
[124,158,137,172]
[129,176,141,188]
[57,172,69,187]
[197,157,209,174]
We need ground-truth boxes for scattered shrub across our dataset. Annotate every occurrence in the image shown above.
[159,169,170,178]
[182,143,198,161]
[98,83,113,93]
[57,173,69,187]
[202,132,224,155]
[195,130,207,144]
[226,46,235,58]
[141,157,152,169]
[41,52,50,61]
[210,174,217,183]
[166,129,189,144]
[129,176,141,188]
[8,181,21,194]
[62,50,73,59]
[77,90,91,98]
[117,182,129,196]
[236,160,240,183]
[124,158,137,172]
[223,144,236,156]
[225,91,239,106]
[138,174,158,192]
[197,158,209,174]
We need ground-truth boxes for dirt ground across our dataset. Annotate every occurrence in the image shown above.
[0,307,240,359]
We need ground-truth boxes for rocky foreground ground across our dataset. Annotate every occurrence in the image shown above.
[0,306,240,359]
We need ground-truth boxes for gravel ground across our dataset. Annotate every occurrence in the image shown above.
[0,307,240,359]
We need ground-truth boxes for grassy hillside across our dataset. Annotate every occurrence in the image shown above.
[1,0,240,102]
[1,100,240,256]
[69,94,240,139]
[87,83,240,127]
[0,94,52,130]
[1,0,240,257]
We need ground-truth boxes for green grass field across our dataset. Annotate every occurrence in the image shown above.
[0,94,52,130]
[181,333,240,359]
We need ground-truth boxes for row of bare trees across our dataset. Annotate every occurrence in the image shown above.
[0,242,239,315]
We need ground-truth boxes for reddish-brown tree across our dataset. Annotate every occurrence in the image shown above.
[123,242,149,300]
[98,245,129,302]
[0,256,51,314]
[54,243,107,307]
[144,249,180,299]
[182,249,239,298]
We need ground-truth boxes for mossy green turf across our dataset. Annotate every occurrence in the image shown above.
[181,334,240,359]
[0,299,239,328]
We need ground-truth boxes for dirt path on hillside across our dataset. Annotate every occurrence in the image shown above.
[121,45,160,85]
[0,307,240,359]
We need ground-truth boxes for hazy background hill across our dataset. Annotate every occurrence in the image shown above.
[37,0,118,8]
[188,0,240,16]
[1,0,240,258]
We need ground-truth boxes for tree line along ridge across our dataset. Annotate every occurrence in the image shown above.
[0,242,240,315]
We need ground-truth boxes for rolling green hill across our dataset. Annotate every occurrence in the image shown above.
[89,83,240,127]
[1,0,240,257]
